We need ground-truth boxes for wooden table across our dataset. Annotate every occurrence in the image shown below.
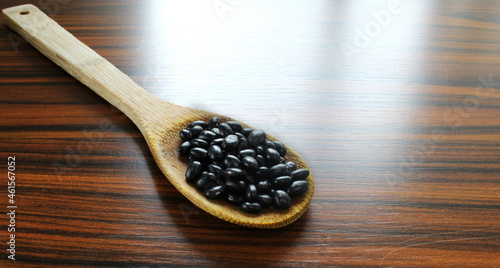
[1,0,499,266]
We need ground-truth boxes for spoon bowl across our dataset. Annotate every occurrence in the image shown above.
[2,4,314,228]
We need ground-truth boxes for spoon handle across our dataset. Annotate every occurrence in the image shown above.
[2,4,162,126]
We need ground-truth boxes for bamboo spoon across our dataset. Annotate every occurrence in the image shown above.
[2,4,314,228]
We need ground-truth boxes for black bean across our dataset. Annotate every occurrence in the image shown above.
[205,185,224,199]
[269,164,288,179]
[179,141,191,156]
[285,161,297,173]
[210,138,224,147]
[185,161,202,182]
[242,156,259,171]
[235,132,245,140]
[245,184,258,201]
[280,157,286,164]
[208,117,219,129]
[226,193,243,205]
[198,130,216,142]
[207,163,222,174]
[265,141,276,150]
[196,173,211,190]
[226,181,244,192]
[248,130,266,147]
[223,168,243,178]
[219,123,233,136]
[257,194,272,208]
[238,149,256,159]
[291,169,310,181]
[272,175,293,190]
[207,145,223,160]
[273,141,287,156]
[211,128,222,137]
[189,125,204,139]
[240,202,261,213]
[273,190,291,210]
[241,128,254,137]
[243,173,255,184]
[255,166,269,180]
[264,148,281,166]
[188,120,208,130]
[180,129,191,141]
[226,121,244,133]
[256,180,271,193]
[256,155,266,166]
[224,155,241,168]
[222,134,239,151]
[256,145,265,155]
[190,138,209,149]
[287,180,308,197]
[189,147,208,161]
[237,137,249,151]
[203,181,217,193]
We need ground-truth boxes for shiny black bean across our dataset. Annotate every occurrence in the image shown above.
[190,138,209,149]
[255,166,269,180]
[285,161,297,173]
[226,121,244,133]
[226,181,244,192]
[198,130,216,142]
[207,145,223,160]
[256,145,265,155]
[265,141,276,150]
[210,138,224,146]
[207,163,222,174]
[272,175,293,190]
[265,148,281,166]
[273,141,287,156]
[222,134,239,151]
[205,185,224,199]
[203,181,217,193]
[257,194,272,208]
[242,156,258,171]
[235,132,245,140]
[280,157,286,164]
[241,128,254,137]
[219,123,233,136]
[273,190,291,210]
[223,168,243,178]
[287,180,308,197]
[226,193,243,205]
[196,173,211,190]
[269,164,288,179]
[189,147,208,160]
[224,155,241,168]
[248,130,266,147]
[188,120,208,130]
[237,137,249,151]
[180,129,191,141]
[238,149,256,159]
[211,128,222,137]
[240,202,261,213]
[208,117,219,129]
[291,169,310,181]
[189,125,204,139]
[179,141,191,156]
[256,180,271,193]
[256,155,266,166]
[185,161,202,182]
[245,184,258,201]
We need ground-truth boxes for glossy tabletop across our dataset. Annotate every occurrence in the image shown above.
[0,0,499,267]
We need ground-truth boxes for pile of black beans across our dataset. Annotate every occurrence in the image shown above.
[178,117,309,213]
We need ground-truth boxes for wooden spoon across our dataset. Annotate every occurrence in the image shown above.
[2,4,314,228]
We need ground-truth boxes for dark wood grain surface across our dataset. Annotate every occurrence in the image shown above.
[1,0,499,266]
